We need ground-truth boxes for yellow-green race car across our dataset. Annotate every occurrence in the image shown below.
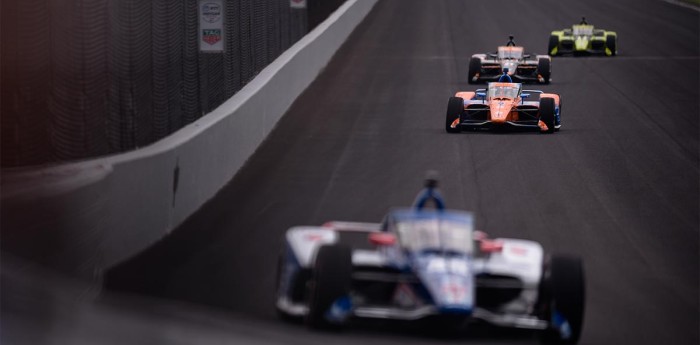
[548,17,617,56]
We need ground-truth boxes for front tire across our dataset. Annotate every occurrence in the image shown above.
[539,97,556,134]
[445,97,464,133]
[468,57,481,84]
[548,35,559,56]
[306,244,353,330]
[537,58,551,84]
[538,254,585,344]
[555,99,562,131]
[605,35,617,56]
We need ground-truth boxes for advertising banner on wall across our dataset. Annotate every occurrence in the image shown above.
[290,0,307,9]
[199,0,224,52]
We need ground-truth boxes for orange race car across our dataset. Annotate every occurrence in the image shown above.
[445,76,561,134]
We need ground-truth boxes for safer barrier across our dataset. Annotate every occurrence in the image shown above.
[0,0,378,279]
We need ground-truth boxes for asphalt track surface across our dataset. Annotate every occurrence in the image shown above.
[14,0,700,344]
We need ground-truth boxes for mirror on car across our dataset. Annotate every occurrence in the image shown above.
[368,232,397,246]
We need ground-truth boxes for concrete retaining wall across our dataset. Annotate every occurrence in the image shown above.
[0,0,378,279]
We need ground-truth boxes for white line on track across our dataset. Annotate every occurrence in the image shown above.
[661,0,700,12]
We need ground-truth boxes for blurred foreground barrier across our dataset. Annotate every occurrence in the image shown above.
[0,0,378,280]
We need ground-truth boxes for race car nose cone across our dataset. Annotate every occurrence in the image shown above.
[575,37,588,51]
[490,102,510,123]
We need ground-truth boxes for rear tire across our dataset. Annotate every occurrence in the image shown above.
[555,99,562,131]
[537,58,551,84]
[605,35,617,56]
[468,57,481,84]
[445,97,464,133]
[539,97,556,134]
[548,35,559,56]
[538,254,585,344]
[306,244,352,330]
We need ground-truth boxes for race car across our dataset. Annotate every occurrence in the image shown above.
[275,176,586,344]
[445,78,562,133]
[468,36,552,84]
[548,17,617,56]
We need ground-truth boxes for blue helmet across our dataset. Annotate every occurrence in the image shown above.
[413,171,445,211]
[498,68,513,82]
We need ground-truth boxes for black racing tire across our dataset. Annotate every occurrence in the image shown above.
[605,35,617,56]
[555,99,562,131]
[548,35,559,56]
[538,254,586,345]
[306,244,353,330]
[445,97,464,133]
[537,58,551,84]
[539,97,556,134]
[468,57,481,84]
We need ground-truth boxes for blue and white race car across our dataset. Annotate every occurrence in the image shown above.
[275,176,586,344]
